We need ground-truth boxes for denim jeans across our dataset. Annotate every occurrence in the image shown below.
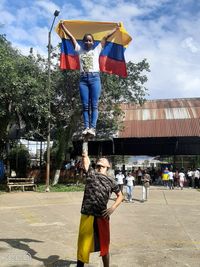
[79,72,101,129]
[126,185,133,201]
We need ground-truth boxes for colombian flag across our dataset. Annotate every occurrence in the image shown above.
[55,20,132,78]
[77,214,110,263]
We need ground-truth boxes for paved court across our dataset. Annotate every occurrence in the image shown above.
[0,186,200,267]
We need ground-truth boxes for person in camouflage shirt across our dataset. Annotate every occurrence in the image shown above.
[77,152,123,267]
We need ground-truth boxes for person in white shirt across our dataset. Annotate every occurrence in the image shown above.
[168,169,174,189]
[194,169,200,188]
[125,172,135,202]
[179,169,185,190]
[60,22,120,137]
[187,169,194,188]
[115,171,125,193]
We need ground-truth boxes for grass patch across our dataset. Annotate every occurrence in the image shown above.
[0,183,85,193]
[36,183,85,192]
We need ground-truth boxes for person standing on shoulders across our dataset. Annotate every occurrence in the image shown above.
[60,21,120,137]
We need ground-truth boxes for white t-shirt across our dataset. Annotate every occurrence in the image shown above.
[126,175,135,186]
[179,172,185,182]
[75,43,102,72]
[116,173,124,185]
[168,171,174,180]
[187,171,193,177]
[194,170,200,178]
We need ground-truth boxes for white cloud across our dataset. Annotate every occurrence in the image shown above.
[181,37,199,53]
[35,0,60,15]
[0,10,15,24]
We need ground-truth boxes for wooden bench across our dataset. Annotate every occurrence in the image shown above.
[7,177,37,192]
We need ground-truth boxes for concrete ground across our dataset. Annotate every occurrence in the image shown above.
[0,186,200,267]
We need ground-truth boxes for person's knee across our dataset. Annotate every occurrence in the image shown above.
[91,101,98,111]
[82,104,89,111]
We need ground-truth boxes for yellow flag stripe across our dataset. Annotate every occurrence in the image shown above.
[55,20,132,47]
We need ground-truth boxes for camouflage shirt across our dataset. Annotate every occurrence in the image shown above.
[81,170,120,217]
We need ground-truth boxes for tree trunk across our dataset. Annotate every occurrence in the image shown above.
[52,111,80,186]
[52,169,60,185]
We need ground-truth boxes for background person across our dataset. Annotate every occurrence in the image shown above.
[187,168,194,188]
[125,172,135,202]
[136,167,143,185]
[115,171,125,193]
[168,168,174,189]
[141,170,151,202]
[179,169,185,190]
[194,168,200,189]
[162,167,169,188]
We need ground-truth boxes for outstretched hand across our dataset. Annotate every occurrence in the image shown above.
[60,21,65,28]
[117,22,121,28]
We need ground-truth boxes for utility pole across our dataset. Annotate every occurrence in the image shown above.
[46,10,60,192]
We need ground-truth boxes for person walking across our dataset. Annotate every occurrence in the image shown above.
[125,172,135,202]
[179,169,185,190]
[115,171,125,193]
[168,168,174,189]
[174,169,179,188]
[77,152,123,267]
[141,170,151,202]
[60,21,120,136]
[137,167,143,185]
[162,167,169,188]
[194,168,200,188]
[187,168,194,188]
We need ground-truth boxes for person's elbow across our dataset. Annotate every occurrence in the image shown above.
[117,191,124,202]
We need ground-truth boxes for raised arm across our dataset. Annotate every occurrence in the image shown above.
[82,151,90,173]
[101,23,121,48]
[60,21,77,49]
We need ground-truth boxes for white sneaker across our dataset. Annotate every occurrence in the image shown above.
[87,128,96,137]
[82,128,89,135]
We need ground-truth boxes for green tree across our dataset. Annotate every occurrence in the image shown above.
[0,34,50,174]
[0,35,49,152]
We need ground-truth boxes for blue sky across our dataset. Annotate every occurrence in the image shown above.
[1,0,200,100]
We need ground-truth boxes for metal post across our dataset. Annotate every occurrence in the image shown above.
[45,10,60,192]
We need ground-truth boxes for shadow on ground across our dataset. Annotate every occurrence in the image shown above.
[0,238,76,267]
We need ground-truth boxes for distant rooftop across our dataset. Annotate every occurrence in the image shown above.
[119,98,200,138]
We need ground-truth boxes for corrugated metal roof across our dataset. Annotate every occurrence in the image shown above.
[119,98,200,138]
